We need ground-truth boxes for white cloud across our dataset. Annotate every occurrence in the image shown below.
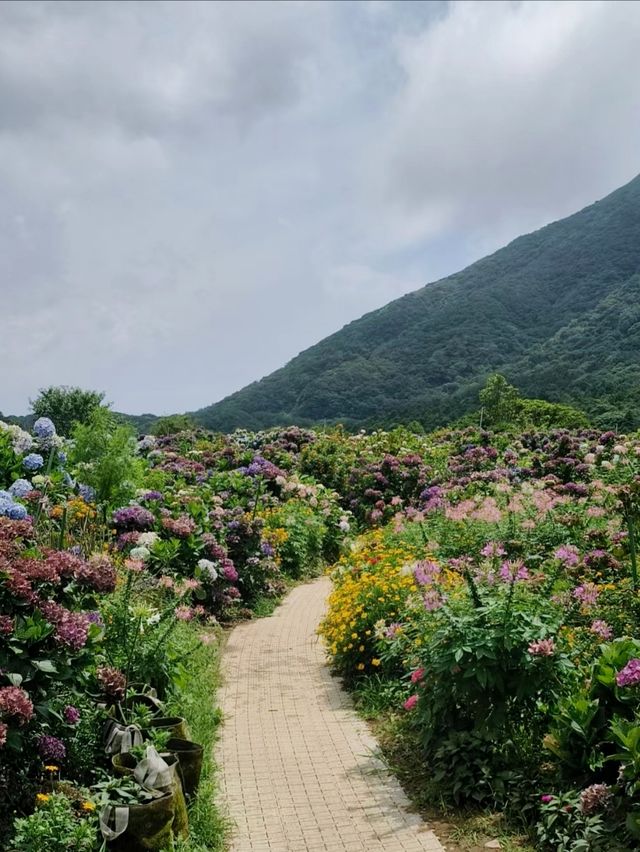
[0,0,639,414]
[366,0,640,251]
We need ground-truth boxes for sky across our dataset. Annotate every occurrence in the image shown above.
[2,0,640,415]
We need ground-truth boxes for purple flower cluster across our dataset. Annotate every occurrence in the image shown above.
[554,545,580,567]
[141,490,164,502]
[413,560,441,586]
[572,582,599,607]
[38,734,66,762]
[499,560,529,582]
[616,658,640,688]
[112,505,156,531]
[63,705,81,725]
[162,515,196,538]
[590,620,613,640]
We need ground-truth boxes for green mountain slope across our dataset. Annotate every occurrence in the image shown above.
[195,174,640,432]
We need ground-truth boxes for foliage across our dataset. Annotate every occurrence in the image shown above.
[30,387,105,437]
[9,792,99,852]
[70,407,142,506]
[535,790,617,851]
[479,374,521,426]
[152,415,196,436]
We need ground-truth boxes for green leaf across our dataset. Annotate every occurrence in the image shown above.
[32,659,58,674]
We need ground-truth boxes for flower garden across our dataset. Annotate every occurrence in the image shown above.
[0,415,348,850]
[314,426,640,850]
[4,412,640,850]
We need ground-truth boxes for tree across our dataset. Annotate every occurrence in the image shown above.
[479,374,521,427]
[30,386,106,436]
[152,414,195,436]
[70,407,142,506]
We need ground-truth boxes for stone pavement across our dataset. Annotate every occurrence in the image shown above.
[217,577,445,852]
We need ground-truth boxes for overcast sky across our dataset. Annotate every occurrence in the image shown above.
[2,0,640,415]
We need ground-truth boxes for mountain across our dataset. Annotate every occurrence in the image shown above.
[193,174,640,433]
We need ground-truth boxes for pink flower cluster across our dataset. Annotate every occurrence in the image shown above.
[162,516,197,538]
[616,658,640,688]
[39,600,91,650]
[590,620,613,640]
[528,638,555,657]
[0,685,34,724]
[499,560,530,582]
[572,582,599,607]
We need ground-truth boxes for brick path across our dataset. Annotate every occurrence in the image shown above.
[217,577,445,852]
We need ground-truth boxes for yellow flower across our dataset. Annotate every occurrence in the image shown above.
[371,658,381,667]
[36,793,50,804]
[44,765,59,773]
[81,801,96,812]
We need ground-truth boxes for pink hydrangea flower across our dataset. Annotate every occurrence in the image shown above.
[0,686,34,724]
[616,658,640,688]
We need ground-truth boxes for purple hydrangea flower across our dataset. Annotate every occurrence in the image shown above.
[112,505,156,531]
[616,658,640,688]
[38,734,66,762]
[63,706,81,725]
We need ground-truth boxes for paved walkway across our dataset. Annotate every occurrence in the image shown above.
[217,577,445,852]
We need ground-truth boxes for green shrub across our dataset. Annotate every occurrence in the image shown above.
[10,792,99,852]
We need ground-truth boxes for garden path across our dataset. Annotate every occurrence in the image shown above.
[217,576,445,852]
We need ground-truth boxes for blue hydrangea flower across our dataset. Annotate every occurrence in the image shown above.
[78,483,96,502]
[23,453,44,472]
[9,479,32,498]
[58,451,67,464]
[0,490,12,503]
[5,503,28,520]
[33,417,56,439]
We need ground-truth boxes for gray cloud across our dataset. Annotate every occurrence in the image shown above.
[0,0,639,415]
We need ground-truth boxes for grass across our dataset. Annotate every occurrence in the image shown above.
[167,623,229,852]
[352,676,536,852]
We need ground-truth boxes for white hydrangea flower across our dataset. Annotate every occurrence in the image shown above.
[197,558,218,581]
[130,546,151,561]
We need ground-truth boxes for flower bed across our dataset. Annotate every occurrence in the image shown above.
[0,418,350,849]
[320,425,640,849]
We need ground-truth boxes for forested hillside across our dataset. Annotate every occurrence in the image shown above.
[194,174,640,432]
